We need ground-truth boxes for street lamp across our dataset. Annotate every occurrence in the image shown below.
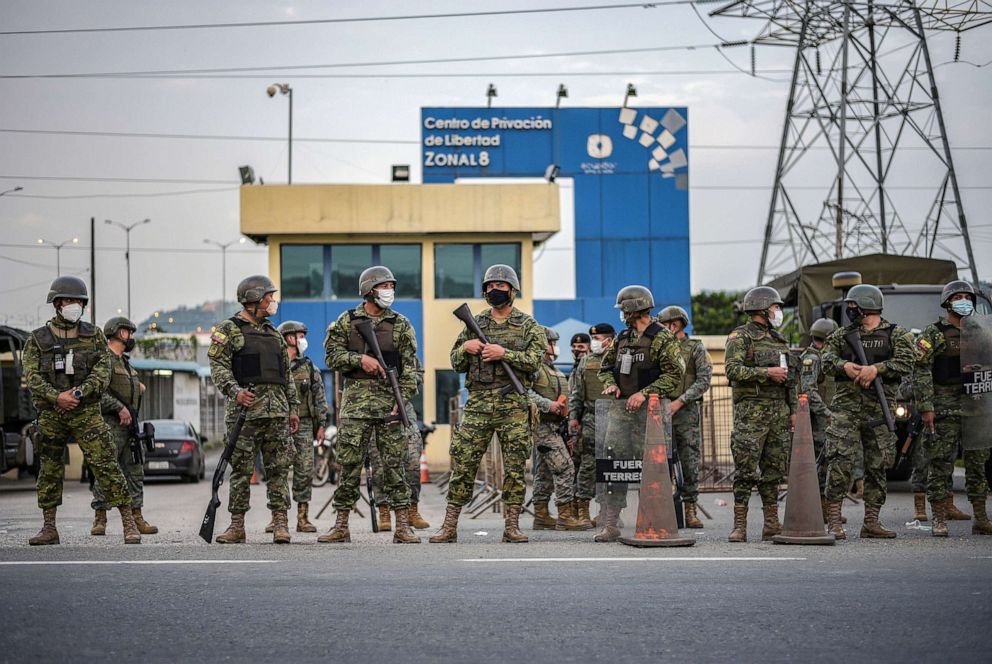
[204,237,247,315]
[104,218,151,319]
[623,83,638,107]
[0,186,23,197]
[266,83,293,184]
[36,237,78,276]
[556,84,568,108]
[486,83,497,108]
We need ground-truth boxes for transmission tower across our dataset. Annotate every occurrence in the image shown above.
[711,0,991,283]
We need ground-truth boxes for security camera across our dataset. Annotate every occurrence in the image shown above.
[266,85,277,97]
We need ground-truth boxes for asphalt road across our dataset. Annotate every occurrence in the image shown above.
[1,464,989,663]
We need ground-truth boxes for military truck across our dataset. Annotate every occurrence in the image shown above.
[0,325,38,477]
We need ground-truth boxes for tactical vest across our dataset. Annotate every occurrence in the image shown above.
[612,323,663,398]
[730,323,789,401]
[30,322,103,400]
[230,317,286,387]
[465,311,531,391]
[106,354,141,411]
[582,353,610,402]
[676,337,699,400]
[837,324,896,383]
[344,311,401,380]
[932,322,961,386]
[532,362,566,422]
[291,357,315,418]
[813,348,836,406]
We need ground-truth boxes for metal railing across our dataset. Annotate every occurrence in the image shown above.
[699,372,734,491]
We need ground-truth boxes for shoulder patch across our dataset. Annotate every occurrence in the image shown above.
[210,330,229,345]
[727,331,739,341]
[916,337,932,358]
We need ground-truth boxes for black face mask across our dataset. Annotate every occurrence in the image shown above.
[485,289,512,307]
[124,338,136,353]
[845,305,863,323]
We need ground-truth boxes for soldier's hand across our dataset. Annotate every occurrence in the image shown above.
[360,355,386,378]
[118,407,132,426]
[463,339,484,355]
[856,364,878,389]
[670,398,684,415]
[921,410,935,433]
[568,419,580,435]
[316,425,326,442]
[235,389,256,407]
[387,404,401,425]
[766,367,788,384]
[843,362,862,381]
[56,390,80,411]
[603,384,621,398]
[289,413,300,434]
[789,413,797,431]
[481,343,506,362]
[626,391,646,412]
[550,400,567,416]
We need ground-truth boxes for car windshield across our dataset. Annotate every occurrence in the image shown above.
[880,293,947,334]
[145,421,190,438]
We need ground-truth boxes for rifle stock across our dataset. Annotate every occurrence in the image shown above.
[364,446,379,533]
[452,303,527,396]
[843,329,896,432]
[354,319,411,428]
[199,400,249,543]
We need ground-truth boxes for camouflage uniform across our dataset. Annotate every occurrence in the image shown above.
[725,320,798,507]
[671,336,713,504]
[209,315,299,513]
[325,305,418,512]
[371,401,424,505]
[799,344,833,491]
[91,352,145,510]
[288,355,328,504]
[23,318,130,510]
[568,351,610,501]
[529,360,575,507]
[445,307,546,507]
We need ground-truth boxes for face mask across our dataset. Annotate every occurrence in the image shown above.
[951,300,974,317]
[374,288,395,308]
[60,303,83,323]
[552,344,560,358]
[845,305,863,323]
[769,310,784,329]
[485,289,511,307]
[590,339,605,354]
[297,337,309,353]
[123,337,136,353]
[265,301,279,317]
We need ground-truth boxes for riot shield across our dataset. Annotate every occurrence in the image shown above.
[961,314,992,450]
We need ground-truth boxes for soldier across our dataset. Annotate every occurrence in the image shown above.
[23,276,141,545]
[273,320,328,534]
[914,281,992,536]
[529,327,582,530]
[822,284,915,539]
[800,317,839,517]
[657,305,713,529]
[725,286,797,543]
[430,264,546,543]
[319,266,420,544]
[568,323,615,530]
[594,286,685,542]
[90,316,157,537]
[209,275,300,544]
[570,333,590,367]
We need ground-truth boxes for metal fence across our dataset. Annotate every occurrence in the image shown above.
[698,372,735,492]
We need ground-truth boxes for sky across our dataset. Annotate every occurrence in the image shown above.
[1,0,990,329]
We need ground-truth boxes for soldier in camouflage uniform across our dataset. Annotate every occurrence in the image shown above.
[319,266,421,544]
[594,286,685,543]
[23,276,141,545]
[657,305,713,529]
[799,317,838,519]
[822,284,915,540]
[430,265,546,544]
[914,281,992,536]
[568,323,615,530]
[90,316,158,537]
[210,275,300,544]
[529,327,582,531]
[725,286,797,543]
[569,333,590,367]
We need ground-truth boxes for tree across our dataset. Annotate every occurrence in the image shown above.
[691,290,746,335]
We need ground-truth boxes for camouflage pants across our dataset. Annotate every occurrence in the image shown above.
[227,417,291,513]
[290,417,315,504]
[90,420,144,510]
[573,414,598,501]
[964,448,991,501]
[371,423,423,506]
[446,395,532,507]
[672,402,701,503]
[919,412,960,504]
[824,406,896,506]
[532,421,575,506]
[331,418,410,511]
[730,399,790,506]
[35,404,129,510]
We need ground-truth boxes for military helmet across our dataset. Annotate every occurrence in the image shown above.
[809,318,838,341]
[103,316,136,337]
[277,320,308,335]
[358,266,396,297]
[742,286,784,313]
[657,305,690,326]
[939,280,976,308]
[482,264,521,292]
[237,274,277,304]
[46,275,89,304]
[543,326,560,343]
[845,284,884,311]
[614,285,655,313]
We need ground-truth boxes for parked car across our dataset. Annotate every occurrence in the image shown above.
[143,419,205,482]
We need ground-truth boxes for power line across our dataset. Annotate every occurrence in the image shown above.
[0,242,264,255]
[10,187,240,200]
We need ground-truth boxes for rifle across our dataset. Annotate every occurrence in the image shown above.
[843,328,896,432]
[108,387,154,465]
[364,445,379,533]
[199,395,250,543]
[354,319,411,428]
[452,303,526,396]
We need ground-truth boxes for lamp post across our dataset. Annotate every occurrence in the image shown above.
[486,83,497,108]
[556,84,568,108]
[266,83,293,184]
[36,237,78,276]
[623,83,638,107]
[204,237,247,315]
[104,218,151,319]
[0,186,23,197]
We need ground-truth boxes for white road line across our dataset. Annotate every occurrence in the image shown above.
[460,557,806,563]
[0,560,279,566]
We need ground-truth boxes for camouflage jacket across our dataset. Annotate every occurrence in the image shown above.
[100,352,142,416]
[676,336,713,404]
[725,320,798,411]
[821,318,915,410]
[529,360,569,414]
[290,354,329,425]
[799,345,832,419]
[23,316,113,409]
[597,324,685,398]
[569,350,610,422]
[913,317,961,413]
[449,306,545,389]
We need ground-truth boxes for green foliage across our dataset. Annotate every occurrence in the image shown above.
[133,333,198,361]
[691,290,747,335]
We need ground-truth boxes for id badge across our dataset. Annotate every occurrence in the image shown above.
[54,354,65,371]
[619,352,633,375]
[64,350,75,375]
[779,353,788,369]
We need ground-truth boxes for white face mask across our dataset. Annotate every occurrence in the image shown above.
[374,288,395,308]
[60,303,83,323]
[552,344,560,358]
[769,309,784,329]
[590,339,605,355]
[296,337,308,353]
[265,301,279,317]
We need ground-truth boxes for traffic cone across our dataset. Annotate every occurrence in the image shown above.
[250,469,259,485]
[419,454,431,484]
[773,394,836,545]
[619,394,695,548]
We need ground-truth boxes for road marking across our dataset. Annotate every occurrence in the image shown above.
[460,557,806,563]
[0,560,279,566]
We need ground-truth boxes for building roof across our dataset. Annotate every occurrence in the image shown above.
[130,359,211,378]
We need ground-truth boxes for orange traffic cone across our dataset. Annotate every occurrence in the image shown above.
[619,394,695,548]
[250,469,259,485]
[773,394,835,545]
[419,454,431,484]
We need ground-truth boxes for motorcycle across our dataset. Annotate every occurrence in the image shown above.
[312,424,339,487]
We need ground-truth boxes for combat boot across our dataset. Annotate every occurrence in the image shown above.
[826,501,846,540]
[913,493,929,522]
[408,503,430,529]
[930,500,948,538]
[555,502,584,531]
[761,505,781,541]
[132,508,158,535]
[91,509,107,536]
[429,504,462,543]
[532,501,556,530]
[118,506,142,544]
[853,478,864,499]
[216,514,246,544]
[684,501,704,529]
[502,505,528,543]
[593,506,622,543]
[29,507,59,546]
[317,510,351,543]
[377,504,392,532]
[271,510,291,544]
[945,495,971,521]
[296,502,317,533]
[728,504,748,543]
[860,504,896,538]
[575,500,594,530]
[971,498,992,535]
[392,508,421,544]
[264,518,275,534]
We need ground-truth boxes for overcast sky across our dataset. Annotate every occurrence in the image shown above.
[1,0,990,329]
